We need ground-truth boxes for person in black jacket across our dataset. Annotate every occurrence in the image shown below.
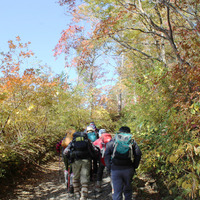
[63,131,97,200]
[104,126,142,200]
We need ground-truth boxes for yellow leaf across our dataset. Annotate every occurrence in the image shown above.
[186,143,193,151]
[194,146,200,155]
[196,164,200,175]
[169,155,178,163]
[28,104,35,111]
[193,139,200,145]
[182,181,192,189]
[172,143,178,147]
[175,148,184,156]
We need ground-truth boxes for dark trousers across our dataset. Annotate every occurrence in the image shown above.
[90,159,98,181]
[97,161,105,182]
[111,167,135,200]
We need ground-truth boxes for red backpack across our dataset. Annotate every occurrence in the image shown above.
[101,133,112,144]
[93,133,112,165]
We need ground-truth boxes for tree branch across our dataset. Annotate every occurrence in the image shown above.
[110,35,162,62]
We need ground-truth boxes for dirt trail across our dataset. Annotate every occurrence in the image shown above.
[0,156,161,200]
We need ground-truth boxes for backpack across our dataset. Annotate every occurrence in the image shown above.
[101,133,112,157]
[61,129,75,148]
[87,131,97,142]
[93,133,112,152]
[72,132,88,151]
[93,133,112,166]
[69,132,98,161]
[61,135,73,148]
[112,133,134,162]
[101,133,112,144]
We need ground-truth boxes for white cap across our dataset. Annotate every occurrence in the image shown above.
[87,126,95,132]
[99,129,106,136]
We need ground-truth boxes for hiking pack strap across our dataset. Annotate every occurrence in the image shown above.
[101,147,106,158]
[129,144,134,162]
[130,140,136,162]
[112,142,118,159]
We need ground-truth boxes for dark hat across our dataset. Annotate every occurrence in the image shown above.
[119,126,131,133]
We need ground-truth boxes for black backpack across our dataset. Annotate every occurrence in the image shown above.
[72,132,89,151]
[70,132,96,162]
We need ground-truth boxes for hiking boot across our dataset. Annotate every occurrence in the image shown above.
[95,181,102,193]
[69,185,74,194]
[80,197,87,200]
[95,185,102,193]
[74,193,80,200]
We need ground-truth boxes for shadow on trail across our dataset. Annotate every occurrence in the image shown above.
[133,174,172,200]
[88,177,112,200]
[0,157,66,200]
[0,156,173,200]
[22,187,68,200]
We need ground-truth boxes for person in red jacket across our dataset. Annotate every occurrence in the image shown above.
[93,131,112,192]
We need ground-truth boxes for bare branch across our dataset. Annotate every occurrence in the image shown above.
[110,35,163,62]
[161,0,200,37]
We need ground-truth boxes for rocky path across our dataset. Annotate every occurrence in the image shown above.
[0,156,162,200]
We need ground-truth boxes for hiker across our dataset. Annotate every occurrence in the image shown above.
[93,131,112,192]
[88,121,99,138]
[86,126,98,142]
[98,128,106,137]
[56,129,75,193]
[105,126,142,200]
[63,131,97,200]
[86,125,99,182]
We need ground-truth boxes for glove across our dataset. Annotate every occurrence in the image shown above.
[63,146,70,157]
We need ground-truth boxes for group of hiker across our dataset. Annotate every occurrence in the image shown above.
[56,122,142,200]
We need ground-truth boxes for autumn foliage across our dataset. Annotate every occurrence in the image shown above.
[56,0,200,198]
[0,0,200,199]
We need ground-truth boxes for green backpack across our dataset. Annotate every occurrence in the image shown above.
[112,133,134,162]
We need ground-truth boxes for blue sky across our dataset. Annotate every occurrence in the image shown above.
[0,0,118,86]
[0,0,72,76]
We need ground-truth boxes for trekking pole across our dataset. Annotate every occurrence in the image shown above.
[58,152,62,183]
[68,166,70,192]
[94,161,98,199]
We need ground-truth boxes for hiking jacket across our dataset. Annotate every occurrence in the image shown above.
[104,138,142,173]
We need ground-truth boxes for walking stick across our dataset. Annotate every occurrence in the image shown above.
[68,166,70,192]
[58,152,62,183]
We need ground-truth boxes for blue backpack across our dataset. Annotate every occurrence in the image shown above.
[87,131,97,142]
[112,133,134,162]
